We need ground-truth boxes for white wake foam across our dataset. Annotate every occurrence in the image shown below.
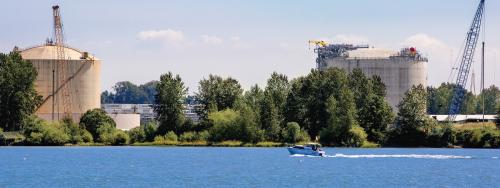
[325,153,472,159]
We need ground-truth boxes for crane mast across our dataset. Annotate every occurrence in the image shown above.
[53,5,72,119]
[448,0,485,121]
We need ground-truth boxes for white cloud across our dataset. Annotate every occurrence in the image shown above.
[230,36,240,42]
[138,29,185,43]
[229,36,250,49]
[201,35,224,45]
[402,33,449,51]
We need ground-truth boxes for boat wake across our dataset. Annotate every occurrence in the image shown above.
[291,153,472,159]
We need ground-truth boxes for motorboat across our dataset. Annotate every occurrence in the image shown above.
[287,143,325,156]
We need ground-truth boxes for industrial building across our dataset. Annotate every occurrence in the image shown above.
[315,44,428,109]
[102,103,200,125]
[20,44,101,121]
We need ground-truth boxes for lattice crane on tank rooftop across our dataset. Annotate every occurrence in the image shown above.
[52,5,72,119]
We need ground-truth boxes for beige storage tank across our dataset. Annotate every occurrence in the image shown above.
[316,44,428,110]
[20,44,101,122]
[108,113,140,131]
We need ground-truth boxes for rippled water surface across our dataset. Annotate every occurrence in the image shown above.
[0,147,499,187]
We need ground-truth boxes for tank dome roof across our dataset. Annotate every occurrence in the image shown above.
[347,48,397,58]
[20,45,99,60]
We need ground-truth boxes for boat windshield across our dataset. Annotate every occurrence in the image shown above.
[305,144,321,150]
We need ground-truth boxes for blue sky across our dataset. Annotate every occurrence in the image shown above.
[1,0,499,93]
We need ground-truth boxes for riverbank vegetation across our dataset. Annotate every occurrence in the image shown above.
[1,51,499,148]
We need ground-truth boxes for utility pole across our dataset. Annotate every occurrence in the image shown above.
[481,41,485,122]
[52,68,55,121]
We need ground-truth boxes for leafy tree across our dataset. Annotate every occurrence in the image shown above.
[476,85,499,114]
[304,68,352,139]
[207,109,240,142]
[348,68,393,144]
[128,121,158,143]
[153,72,187,135]
[426,86,438,114]
[243,85,264,123]
[319,87,362,146]
[113,81,148,103]
[371,75,387,97]
[358,94,394,144]
[100,91,115,104]
[206,106,263,143]
[389,84,436,146]
[0,52,42,131]
[282,122,309,143]
[23,116,70,146]
[101,80,159,104]
[496,107,500,129]
[195,75,243,120]
[260,72,289,141]
[96,123,128,145]
[139,81,159,104]
[80,108,116,139]
[61,117,93,143]
[128,126,146,143]
[284,77,308,130]
[348,68,373,108]
[236,102,264,143]
[426,83,476,114]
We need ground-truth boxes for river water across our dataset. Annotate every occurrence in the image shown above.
[0,147,498,187]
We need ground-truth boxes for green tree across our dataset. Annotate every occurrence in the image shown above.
[128,126,146,143]
[23,116,70,146]
[79,108,116,139]
[61,117,93,143]
[389,84,436,146]
[260,72,289,141]
[236,103,264,143]
[0,52,42,131]
[100,90,115,104]
[348,68,373,108]
[371,75,387,97]
[305,68,352,139]
[96,123,128,145]
[111,81,148,104]
[139,81,159,104]
[319,87,362,146]
[207,109,240,142]
[476,85,499,114]
[282,122,309,143]
[426,83,476,114]
[358,94,394,144]
[284,77,308,130]
[243,85,264,125]
[348,68,393,144]
[496,107,500,129]
[195,75,243,120]
[153,72,187,135]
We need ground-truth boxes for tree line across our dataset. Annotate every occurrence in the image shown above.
[148,68,499,147]
[427,83,499,115]
[1,51,499,147]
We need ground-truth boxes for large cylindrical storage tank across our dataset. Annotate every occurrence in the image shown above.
[20,44,101,122]
[317,47,427,110]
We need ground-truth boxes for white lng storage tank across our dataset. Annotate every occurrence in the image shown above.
[315,44,428,109]
[20,43,101,122]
